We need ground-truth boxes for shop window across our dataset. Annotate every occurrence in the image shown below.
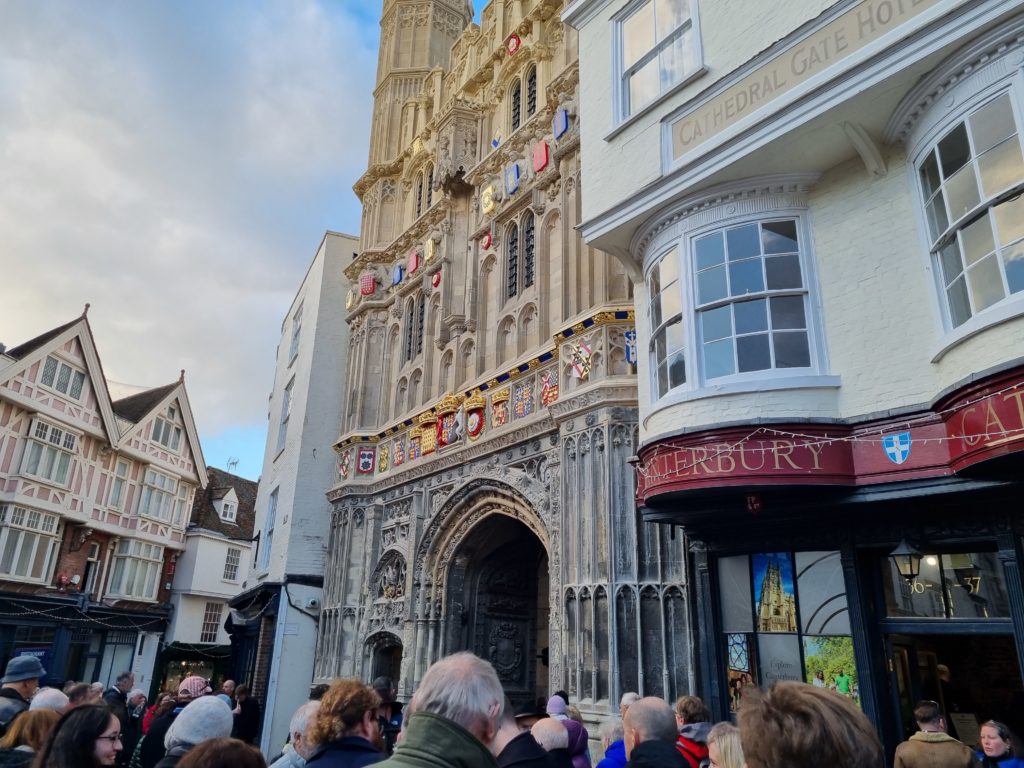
[616,0,702,120]
[916,92,1024,329]
[882,550,1010,619]
[718,551,857,712]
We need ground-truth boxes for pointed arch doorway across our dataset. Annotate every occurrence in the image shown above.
[444,515,549,705]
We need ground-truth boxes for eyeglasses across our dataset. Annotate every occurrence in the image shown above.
[96,734,123,744]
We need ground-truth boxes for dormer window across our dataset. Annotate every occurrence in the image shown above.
[152,405,182,451]
[221,500,237,523]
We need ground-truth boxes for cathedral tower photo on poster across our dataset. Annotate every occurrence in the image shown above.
[313,0,693,716]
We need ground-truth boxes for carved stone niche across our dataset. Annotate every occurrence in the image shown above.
[435,104,479,196]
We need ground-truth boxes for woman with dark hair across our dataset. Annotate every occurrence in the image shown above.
[32,703,123,768]
[978,721,1024,768]
[0,709,60,767]
[175,737,266,768]
[305,678,384,768]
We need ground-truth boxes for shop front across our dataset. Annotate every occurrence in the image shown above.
[638,366,1024,756]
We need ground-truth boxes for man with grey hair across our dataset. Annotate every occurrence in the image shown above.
[269,700,321,768]
[596,718,626,768]
[618,693,640,719]
[378,651,502,768]
[532,719,572,768]
[623,697,686,768]
[29,686,69,713]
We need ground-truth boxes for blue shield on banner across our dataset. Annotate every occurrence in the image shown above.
[624,330,637,365]
[882,432,912,465]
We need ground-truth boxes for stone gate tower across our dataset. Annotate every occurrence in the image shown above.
[316,0,695,722]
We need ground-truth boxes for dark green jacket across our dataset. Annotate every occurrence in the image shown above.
[377,712,499,768]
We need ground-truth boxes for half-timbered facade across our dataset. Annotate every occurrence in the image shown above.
[0,312,206,692]
[316,0,693,724]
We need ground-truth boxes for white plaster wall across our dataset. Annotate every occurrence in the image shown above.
[574,0,835,221]
[250,232,354,584]
[259,583,322,758]
[167,594,230,645]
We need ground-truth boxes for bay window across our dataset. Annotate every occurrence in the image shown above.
[916,91,1024,329]
[138,468,184,524]
[0,505,59,582]
[108,539,163,600]
[21,419,78,486]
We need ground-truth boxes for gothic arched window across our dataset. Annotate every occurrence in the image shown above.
[523,211,536,289]
[506,224,520,299]
[425,165,434,209]
[404,298,416,363]
[415,294,426,356]
[526,65,537,117]
[510,81,522,132]
[415,172,424,219]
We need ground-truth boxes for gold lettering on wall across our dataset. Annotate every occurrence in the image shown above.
[670,0,951,161]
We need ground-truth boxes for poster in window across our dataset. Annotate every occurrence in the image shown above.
[725,633,757,713]
[795,551,850,634]
[804,636,859,706]
[753,553,796,632]
[757,633,803,686]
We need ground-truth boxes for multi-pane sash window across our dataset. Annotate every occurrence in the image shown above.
[221,501,237,523]
[200,602,223,643]
[173,483,190,527]
[138,468,179,522]
[619,0,700,118]
[649,247,686,397]
[22,420,78,486]
[276,378,294,453]
[917,93,1024,328]
[152,406,182,451]
[108,540,163,600]
[694,220,810,379]
[0,505,59,582]
[289,303,303,361]
[109,460,130,509]
[223,547,241,581]
[40,355,86,400]
[259,488,279,570]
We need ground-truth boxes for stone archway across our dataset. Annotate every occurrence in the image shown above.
[365,631,403,687]
[443,515,549,705]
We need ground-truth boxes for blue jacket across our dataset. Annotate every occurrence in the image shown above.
[976,753,1024,768]
[596,740,626,768]
[307,736,385,768]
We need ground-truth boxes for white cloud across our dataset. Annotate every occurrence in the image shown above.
[0,2,377,459]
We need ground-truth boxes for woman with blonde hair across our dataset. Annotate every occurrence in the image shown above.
[0,709,60,767]
[305,678,384,768]
[707,722,744,768]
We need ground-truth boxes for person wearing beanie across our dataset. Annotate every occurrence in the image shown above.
[136,678,213,768]
[155,696,234,768]
[545,696,568,722]
[0,657,45,738]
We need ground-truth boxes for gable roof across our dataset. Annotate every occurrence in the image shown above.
[189,466,258,540]
[111,383,179,423]
[4,318,81,360]
[0,315,120,444]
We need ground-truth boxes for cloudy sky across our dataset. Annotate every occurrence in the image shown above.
[0,2,380,479]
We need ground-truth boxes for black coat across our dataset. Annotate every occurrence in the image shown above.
[306,736,385,768]
[626,741,688,768]
[0,690,29,738]
[139,709,181,768]
[498,732,558,768]
[231,697,262,744]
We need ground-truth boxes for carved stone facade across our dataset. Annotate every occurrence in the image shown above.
[315,0,692,715]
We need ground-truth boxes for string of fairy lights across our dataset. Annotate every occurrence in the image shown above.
[636,379,1024,479]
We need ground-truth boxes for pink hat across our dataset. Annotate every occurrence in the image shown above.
[177,676,212,699]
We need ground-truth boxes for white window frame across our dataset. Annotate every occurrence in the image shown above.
[20,418,78,487]
[259,488,278,570]
[200,601,224,643]
[644,206,832,404]
[39,355,86,400]
[138,468,179,523]
[107,539,163,601]
[108,460,130,510]
[909,82,1024,346]
[275,378,294,453]
[223,547,241,582]
[614,0,704,124]
[220,500,237,523]
[288,303,303,363]
[0,505,60,583]
[152,406,182,452]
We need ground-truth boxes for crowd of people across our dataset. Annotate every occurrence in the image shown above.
[0,652,1019,768]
